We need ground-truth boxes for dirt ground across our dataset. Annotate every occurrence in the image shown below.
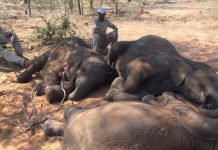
[0,1,218,150]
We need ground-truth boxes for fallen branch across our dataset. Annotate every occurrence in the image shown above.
[25,116,48,132]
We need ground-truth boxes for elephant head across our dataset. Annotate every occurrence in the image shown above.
[68,55,109,101]
[181,63,218,117]
[107,41,135,66]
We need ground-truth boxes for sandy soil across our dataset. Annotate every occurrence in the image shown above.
[0,1,218,150]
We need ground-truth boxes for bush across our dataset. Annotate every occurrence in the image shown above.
[35,15,76,45]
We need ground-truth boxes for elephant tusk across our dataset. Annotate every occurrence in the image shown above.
[60,74,66,105]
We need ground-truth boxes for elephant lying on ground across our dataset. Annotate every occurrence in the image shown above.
[106,35,218,117]
[15,37,110,103]
[44,93,218,150]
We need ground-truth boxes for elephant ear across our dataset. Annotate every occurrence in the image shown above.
[170,60,193,87]
[173,106,218,142]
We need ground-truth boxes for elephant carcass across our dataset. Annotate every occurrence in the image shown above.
[15,37,109,103]
[106,35,218,118]
[43,97,218,150]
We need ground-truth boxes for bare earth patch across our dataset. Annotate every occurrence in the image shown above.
[0,1,218,150]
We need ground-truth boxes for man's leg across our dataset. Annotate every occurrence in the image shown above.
[0,46,25,66]
[11,32,24,57]
[101,31,118,48]
[92,33,103,54]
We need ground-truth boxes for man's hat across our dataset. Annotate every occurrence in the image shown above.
[98,7,107,14]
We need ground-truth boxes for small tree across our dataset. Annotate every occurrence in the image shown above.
[69,0,73,12]
[77,0,83,15]
[115,0,119,14]
[89,0,94,9]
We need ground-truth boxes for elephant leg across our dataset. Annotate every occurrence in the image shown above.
[44,119,65,137]
[43,71,65,103]
[15,51,50,83]
[141,95,161,106]
[34,81,46,96]
[45,80,74,103]
[105,88,141,102]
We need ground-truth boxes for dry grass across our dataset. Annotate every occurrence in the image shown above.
[0,1,218,149]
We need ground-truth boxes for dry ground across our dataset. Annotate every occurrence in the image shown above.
[0,1,218,150]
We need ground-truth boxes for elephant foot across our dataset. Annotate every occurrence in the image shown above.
[14,71,32,83]
[106,88,140,102]
[34,82,46,96]
[162,91,177,105]
[45,85,66,103]
[141,95,160,106]
[44,119,65,137]
[68,83,91,101]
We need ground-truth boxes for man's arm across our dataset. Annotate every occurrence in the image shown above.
[108,21,118,33]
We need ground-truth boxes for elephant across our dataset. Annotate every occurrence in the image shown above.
[15,37,110,103]
[43,93,218,150]
[105,35,218,118]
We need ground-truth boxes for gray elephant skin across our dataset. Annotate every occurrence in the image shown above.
[106,35,218,117]
[15,37,109,103]
[44,97,218,150]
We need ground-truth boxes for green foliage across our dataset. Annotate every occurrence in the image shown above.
[35,15,75,45]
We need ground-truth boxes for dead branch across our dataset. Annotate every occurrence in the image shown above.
[30,90,38,118]
[60,73,66,105]
[16,75,67,134]
[25,116,48,132]
[21,96,28,120]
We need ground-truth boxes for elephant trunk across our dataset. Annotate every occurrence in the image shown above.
[68,82,91,101]
[199,91,218,118]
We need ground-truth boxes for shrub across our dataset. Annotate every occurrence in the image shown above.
[35,14,76,45]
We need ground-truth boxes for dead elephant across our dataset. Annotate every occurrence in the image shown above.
[106,35,218,118]
[15,37,109,103]
[44,94,218,150]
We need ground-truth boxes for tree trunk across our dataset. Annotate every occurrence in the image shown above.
[77,0,82,15]
[81,0,83,15]
[89,0,93,9]
[115,1,119,15]
[69,0,73,12]
[28,0,31,17]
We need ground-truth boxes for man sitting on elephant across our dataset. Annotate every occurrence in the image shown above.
[92,7,118,56]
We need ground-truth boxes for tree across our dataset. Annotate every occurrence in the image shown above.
[77,0,83,15]
[69,0,73,12]
[115,0,119,14]
[89,0,94,9]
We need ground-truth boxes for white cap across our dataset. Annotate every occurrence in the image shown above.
[98,7,106,14]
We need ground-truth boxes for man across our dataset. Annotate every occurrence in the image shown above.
[92,7,118,56]
[0,26,27,67]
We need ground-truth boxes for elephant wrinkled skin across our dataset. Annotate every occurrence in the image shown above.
[106,35,218,118]
[44,96,218,150]
[15,37,109,103]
